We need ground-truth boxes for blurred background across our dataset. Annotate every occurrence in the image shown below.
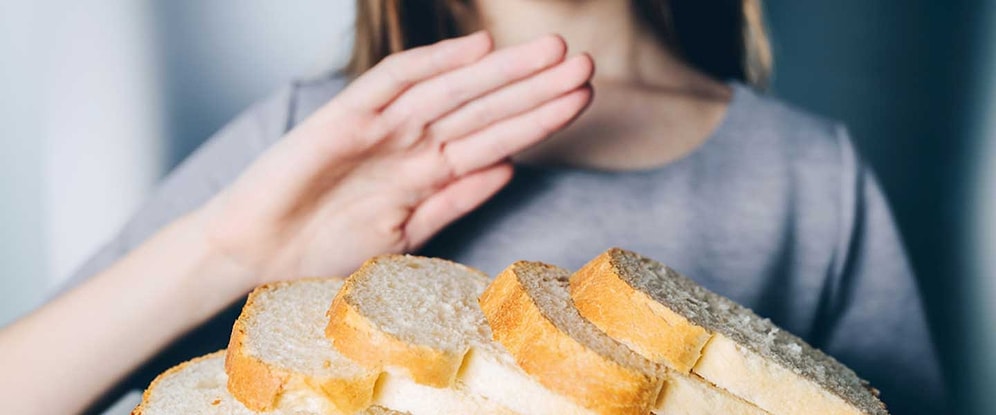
[0,0,992,413]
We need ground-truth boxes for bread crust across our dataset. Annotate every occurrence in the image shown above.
[480,261,663,415]
[225,277,378,413]
[225,328,291,411]
[132,350,227,415]
[324,263,464,387]
[571,250,711,373]
[134,349,401,415]
[571,248,888,415]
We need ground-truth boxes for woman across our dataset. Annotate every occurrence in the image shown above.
[0,1,944,413]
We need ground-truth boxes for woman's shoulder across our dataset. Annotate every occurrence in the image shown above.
[717,82,858,171]
[726,83,847,144]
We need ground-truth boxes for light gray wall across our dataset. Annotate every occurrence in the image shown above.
[0,0,354,326]
[42,0,165,294]
[151,0,355,167]
[0,1,46,327]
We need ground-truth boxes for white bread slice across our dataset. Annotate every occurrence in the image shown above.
[570,248,888,415]
[325,255,592,415]
[226,278,378,413]
[371,371,508,415]
[228,277,508,415]
[479,261,665,414]
[132,351,404,415]
[655,371,770,415]
[481,260,769,415]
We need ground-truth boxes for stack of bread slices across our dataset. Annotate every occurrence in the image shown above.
[133,248,888,415]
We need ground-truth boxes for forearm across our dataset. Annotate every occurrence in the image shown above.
[0,31,590,414]
[0,212,253,415]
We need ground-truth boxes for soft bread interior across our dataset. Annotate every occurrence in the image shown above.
[136,351,280,415]
[233,276,519,415]
[372,372,515,415]
[326,256,489,386]
[327,255,593,415]
[654,371,770,415]
[480,261,665,415]
[571,248,888,415]
[458,346,595,415]
[133,351,402,415]
[694,333,868,415]
[139,249,885,415]
[227,278,378,413]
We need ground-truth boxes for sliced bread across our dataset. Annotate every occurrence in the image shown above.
[570,248,888,415]
[324,258,483,387]
[132,350,404,415]
[655,371,770,415]
[228,277,509,415]
[371,371,511,415]
[479,261,665,414]
[226,278,378,413]
[325,255,592,415]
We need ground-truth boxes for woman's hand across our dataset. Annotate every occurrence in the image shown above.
[0,32,593,415]
[198,32,594,286]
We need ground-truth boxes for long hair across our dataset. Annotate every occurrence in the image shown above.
[346,0,772,88]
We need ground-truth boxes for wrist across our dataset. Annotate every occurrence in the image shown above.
[170,210,260,319]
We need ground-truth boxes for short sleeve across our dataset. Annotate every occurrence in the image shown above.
[54,86,294,294]
[821,129,948,414]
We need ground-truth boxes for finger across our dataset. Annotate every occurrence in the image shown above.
[382,34,568,131]
[338,31,493,112]
[443,86,592,176]
[428,53,594,143]
[404,162,514,249]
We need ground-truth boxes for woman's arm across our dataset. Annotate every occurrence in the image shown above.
[0,31,595,414]
[0,213,250,414]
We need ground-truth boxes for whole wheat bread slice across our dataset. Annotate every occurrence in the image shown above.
[228,277,508,415]
[226,278,379,413]
[132,351,404,415]
[325,255,592,415]
[570,248,888,415]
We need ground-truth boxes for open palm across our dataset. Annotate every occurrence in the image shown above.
[198,32,594,284]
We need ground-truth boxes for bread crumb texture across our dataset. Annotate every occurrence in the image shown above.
[137,249,887,415]
[585,248,887,415]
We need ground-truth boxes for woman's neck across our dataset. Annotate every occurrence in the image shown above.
[471,0,732,171]
[472,0,707,91]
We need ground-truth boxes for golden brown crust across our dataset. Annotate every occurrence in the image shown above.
[479,262,663,415]
[570,250,711,373]
[572,249,887,415]
[225,318,290,411]
[133,350,407,415]
[225,277,377,413]
[132,350,228,415]
[324,267,463,387]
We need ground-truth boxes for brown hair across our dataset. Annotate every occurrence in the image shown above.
[347,0,772,88]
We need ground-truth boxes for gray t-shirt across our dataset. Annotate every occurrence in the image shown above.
[67,74,945,414]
